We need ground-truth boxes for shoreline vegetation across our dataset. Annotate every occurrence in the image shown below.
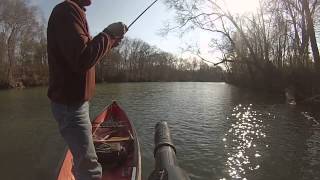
[163,0,320,105]
[0,0,319,105]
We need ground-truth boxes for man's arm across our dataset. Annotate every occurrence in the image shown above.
[53,4,113,73]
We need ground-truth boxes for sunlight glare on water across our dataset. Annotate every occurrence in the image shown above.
[222,104,271,179]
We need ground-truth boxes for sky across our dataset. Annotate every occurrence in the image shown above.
[32,0,190,55]
[31,0,261,62]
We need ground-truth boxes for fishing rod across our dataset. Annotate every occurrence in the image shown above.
[128,0,159,29]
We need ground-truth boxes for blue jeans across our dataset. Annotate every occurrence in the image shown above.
[51,101,102,180]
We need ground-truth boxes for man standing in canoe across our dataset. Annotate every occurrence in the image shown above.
[47,0,127,179]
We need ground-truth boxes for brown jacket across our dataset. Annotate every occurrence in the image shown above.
[47,0,112,104]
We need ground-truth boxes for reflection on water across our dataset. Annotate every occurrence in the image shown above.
[0,83,319,180]
[303,129,320,180]
[301,112,320,180]
[222,104,270,180]
[301,112,320,127]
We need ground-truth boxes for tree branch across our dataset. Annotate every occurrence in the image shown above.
[196,52,234,66]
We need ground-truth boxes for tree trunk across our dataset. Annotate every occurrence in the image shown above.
[7,28,17,87]
[303,0,320,70]
[301,0,309,66]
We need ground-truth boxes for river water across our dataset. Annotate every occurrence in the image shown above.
[0,82,319,180]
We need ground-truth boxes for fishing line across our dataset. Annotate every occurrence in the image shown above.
[127,0,159,29]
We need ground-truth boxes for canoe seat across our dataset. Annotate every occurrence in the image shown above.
[94,136,131,143]
[104,136,131,142]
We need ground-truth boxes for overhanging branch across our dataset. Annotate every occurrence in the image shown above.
[196,53,234,66]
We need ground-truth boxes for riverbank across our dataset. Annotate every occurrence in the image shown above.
[226,66,320,106]
[0,79,225,90]
[1,72,319,106]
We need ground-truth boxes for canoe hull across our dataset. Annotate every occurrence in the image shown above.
[56,101,141,180]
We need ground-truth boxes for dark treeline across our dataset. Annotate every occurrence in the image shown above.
[0,0,223,89]
[97,38,224,82]
[165,0,320,103]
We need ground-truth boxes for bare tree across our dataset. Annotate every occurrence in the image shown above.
[0,0,45,87]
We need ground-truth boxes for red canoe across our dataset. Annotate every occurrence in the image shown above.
[56,101,141,180]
